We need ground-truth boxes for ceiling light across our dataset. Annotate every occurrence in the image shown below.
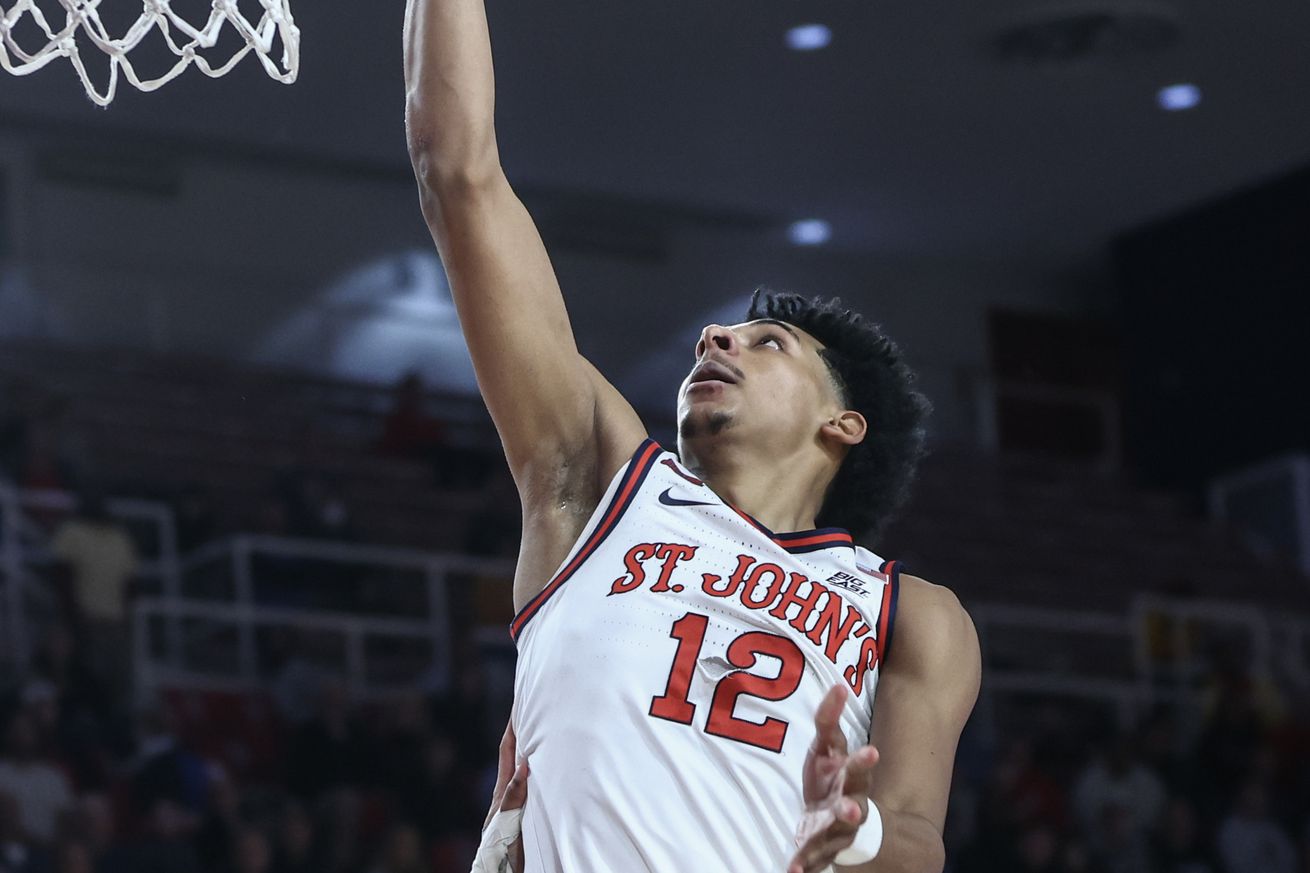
[786,24,832,52]
[1157,83,1201,111]
[787,219,831,246]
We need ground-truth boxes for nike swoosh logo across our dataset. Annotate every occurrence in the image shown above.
[659,487,715,508]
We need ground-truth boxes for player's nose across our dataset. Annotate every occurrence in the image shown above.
[695,324,739,359]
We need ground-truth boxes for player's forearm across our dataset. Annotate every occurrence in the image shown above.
[403,0,501,187]
[838,809,944,873]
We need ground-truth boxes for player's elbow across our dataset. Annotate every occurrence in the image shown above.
[405,111,502,198]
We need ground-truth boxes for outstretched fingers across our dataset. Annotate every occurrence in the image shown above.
[811,683,850,758]
[842,743,880,798]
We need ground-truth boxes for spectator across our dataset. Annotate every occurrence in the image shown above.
[269,801,318,873]
[376,372,488,488]
[313,791,364,873]
[1216,780,1298,873]
[265,629,328,730]
[1013,823,1061,873]
[0,789,46,873]
[229,825,273,873]
[993,737,1067,831]
[66,794,115,873]
[1087,803,1153,873]
[193,764,241,873]
[285,678,364,800]
[430,656,495,771]
[1150,796,1216,873]
[29,624,115,789]
[130,702,209,824]
[376,373,446,462]
[49,489,139,701]
[1071,734,1165,851]
[99,798,201,873]
[393,730,473,840]
[366,822,429,873]
[1138,709,1200,799]
[50,838,93,873]
[0,711,74,845]
[1196,645,1285,809]
[16,413,76,497]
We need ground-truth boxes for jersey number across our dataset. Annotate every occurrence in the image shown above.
[648,611,804,753]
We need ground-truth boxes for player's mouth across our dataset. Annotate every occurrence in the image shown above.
[687,359,741,390]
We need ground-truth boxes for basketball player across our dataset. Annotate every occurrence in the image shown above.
[403,0,981,869]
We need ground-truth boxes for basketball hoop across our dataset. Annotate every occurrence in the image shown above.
[0,0,299,106]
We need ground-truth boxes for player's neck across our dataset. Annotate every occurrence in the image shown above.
[681,438,833,534]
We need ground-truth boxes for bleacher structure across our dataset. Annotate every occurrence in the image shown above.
[1,341,1308,755]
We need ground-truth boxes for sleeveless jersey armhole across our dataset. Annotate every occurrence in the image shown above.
[877,560,903,664]
[509,439,663,642]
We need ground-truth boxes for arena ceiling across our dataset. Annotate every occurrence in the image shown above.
[3,0,1310,258]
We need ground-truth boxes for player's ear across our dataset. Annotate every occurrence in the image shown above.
[820,410,866,448]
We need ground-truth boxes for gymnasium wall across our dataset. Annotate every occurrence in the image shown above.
[0,128,1107,443]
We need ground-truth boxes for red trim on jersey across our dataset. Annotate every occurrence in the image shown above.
[509,439,662,642]
[876,561,899,663]
[885,563,901,661]
[660,458,705,486]
[724,503,854,554]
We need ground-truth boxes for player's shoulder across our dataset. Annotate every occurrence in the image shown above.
[888,574,979,675]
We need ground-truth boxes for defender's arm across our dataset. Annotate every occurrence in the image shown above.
[402,0,644,499]
[844,576,980,873]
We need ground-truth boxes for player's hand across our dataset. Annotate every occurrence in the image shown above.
[787,684,880,873]
[473,721,528,873]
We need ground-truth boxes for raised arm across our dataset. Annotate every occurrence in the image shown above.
[402,0,644,507]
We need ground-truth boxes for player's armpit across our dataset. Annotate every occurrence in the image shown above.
[840,575,980,873]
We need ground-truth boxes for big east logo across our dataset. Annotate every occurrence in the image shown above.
[607,542,891,695]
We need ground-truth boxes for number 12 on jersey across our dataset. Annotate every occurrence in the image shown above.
[648,611,805,753]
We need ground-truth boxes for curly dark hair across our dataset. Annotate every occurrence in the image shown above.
[747,289,931,541]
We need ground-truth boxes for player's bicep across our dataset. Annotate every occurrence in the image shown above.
[419,172,635,484]
[868,580,980,830]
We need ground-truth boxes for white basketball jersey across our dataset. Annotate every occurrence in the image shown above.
[511,440,902,872]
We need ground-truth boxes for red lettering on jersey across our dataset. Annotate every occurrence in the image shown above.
[768,572,828,631]
[806,596,866,664]
[702,554,754,598]
[650,543,698,593]
[844,636,880,695]
[740,561,787,609]
[609,543,658,596]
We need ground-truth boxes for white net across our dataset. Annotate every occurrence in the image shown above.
[0,0,298,106]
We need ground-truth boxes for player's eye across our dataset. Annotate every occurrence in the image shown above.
[757,334,783,350]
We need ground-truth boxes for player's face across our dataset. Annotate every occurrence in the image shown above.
[676,319,845,452]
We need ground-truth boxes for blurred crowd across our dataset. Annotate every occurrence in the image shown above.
[0,619,500,873]
[947,654,1310,873]
[1,371,514,872]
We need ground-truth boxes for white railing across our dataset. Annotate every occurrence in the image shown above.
[136,533,514,704]
[974,595,1298,733]
[6,479,1306,727]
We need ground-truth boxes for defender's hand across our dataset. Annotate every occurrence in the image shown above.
[473,722,528,873]
[788,684,880,873]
